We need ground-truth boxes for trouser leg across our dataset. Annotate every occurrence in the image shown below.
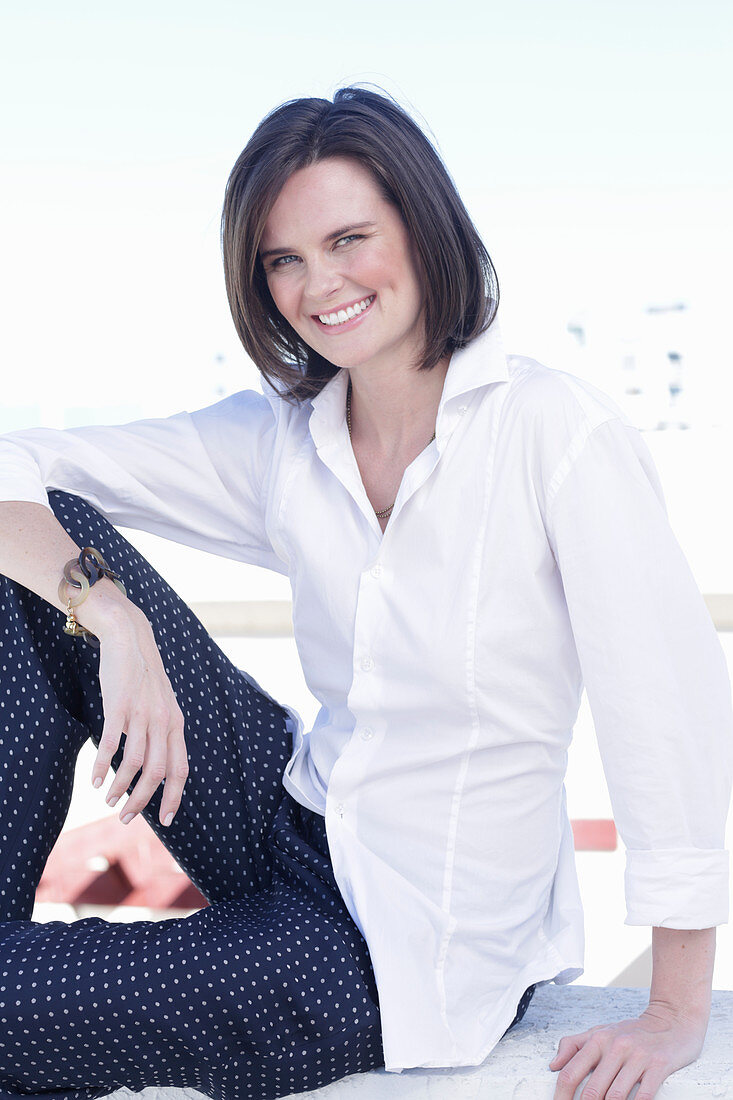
[0,855,384,1100]
[502,982,537,1036]
[0,556,89,923]
[0,491,384,1100]
[1,490,299,919]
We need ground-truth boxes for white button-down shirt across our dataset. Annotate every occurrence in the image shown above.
[1,320,731,1072]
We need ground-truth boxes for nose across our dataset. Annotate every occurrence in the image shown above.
[303,254,345,309]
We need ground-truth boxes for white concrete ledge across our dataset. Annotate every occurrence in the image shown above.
[100,984,733,1099]
[188,596,733,637]
[189,599,293,637]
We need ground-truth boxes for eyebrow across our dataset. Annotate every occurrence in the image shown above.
[259,221,377,261]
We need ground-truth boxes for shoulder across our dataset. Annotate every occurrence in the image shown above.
[188,381,311,444]
[189,387,275,427]
[497,354,644,511]
[502,354,632,437]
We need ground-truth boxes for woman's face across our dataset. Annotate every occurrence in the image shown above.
[259,156,426,377]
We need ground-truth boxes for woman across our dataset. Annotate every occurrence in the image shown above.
[0,85,730,1100]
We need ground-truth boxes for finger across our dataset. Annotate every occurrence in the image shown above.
[600,1058,648,1100]
[577,1049,628,1100]
[549,1034,585,1070]
[552,1043,602,1100]
[634,1065,669,1100]
[158,719,189,826]
[116,725,170,823]
[550,1024,607,1070]
[92,709,126,789]
[104,720,146,807]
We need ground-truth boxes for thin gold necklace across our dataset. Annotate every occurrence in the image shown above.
[345,378,436,520]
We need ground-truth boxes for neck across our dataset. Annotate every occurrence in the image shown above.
[347,353,451,456]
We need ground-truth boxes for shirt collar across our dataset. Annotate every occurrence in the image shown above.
[306,316,510,450]
[437,314,510,410]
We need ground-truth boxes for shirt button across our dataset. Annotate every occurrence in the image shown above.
[360,655,374,672]
[457,404,468,415]
[360,727,374,741]
[335,801,344,816]
[370,563,383,579]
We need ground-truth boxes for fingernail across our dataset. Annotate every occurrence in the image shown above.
[121,812,136,825]
[163,812,174,827]
[107,795,119,807]
[93,777,102,789]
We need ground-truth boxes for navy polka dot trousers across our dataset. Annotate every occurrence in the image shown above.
[0,491,535,1100]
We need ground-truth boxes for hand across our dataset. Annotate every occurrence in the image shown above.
[549,1002,708,1099]
[89,605,189,828]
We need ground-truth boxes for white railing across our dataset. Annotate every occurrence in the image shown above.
[188,594,733,638]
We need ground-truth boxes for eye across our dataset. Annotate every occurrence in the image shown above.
[269,254,298,269]
[267,235,364,271]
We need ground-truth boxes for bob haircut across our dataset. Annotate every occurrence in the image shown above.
[221,84,499,404]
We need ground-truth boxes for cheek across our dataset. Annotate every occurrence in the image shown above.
[267,279,296,320]
[350,241,391,281]
[374,245,417,292]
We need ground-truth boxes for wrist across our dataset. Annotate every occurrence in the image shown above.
[649,926,716,1027]
[74,576,137,634]
[644,997,711,1035]
[647,986,712,1016]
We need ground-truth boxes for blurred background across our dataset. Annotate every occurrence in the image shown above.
[2,0,732,993]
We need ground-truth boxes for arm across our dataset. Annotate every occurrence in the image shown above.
[648,925,715,1026]
[0,499,131,625]
[0,498,189,826]
[0,388,287,572]
[0,390,287,825]
[549,926,715,1100]
[543,414,732,1099]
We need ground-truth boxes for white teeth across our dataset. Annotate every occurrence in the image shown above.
[318,295,375,326]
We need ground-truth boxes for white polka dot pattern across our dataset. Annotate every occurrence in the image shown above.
[0,491,534,1099]
[0,492,384,1100]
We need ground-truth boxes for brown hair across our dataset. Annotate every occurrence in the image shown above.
[221,84,499,403]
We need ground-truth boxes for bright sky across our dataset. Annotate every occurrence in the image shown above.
[1,0,731,420]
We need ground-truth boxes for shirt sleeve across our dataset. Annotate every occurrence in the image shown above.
[0,388,289,575]
[545,414,733,928]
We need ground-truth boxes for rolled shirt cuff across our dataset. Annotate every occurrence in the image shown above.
[624,847,730,928]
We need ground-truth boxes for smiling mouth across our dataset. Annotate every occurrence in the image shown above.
[313,294,376,327]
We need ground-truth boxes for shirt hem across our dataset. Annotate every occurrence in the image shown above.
[381,950,584,1073]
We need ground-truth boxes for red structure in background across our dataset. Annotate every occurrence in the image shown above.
[37,815,208,911]
[571,819,617,851]
[37,816,617,912]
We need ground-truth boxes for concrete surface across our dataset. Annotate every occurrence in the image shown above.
[97,984,733,1100]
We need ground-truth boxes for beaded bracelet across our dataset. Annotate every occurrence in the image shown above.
[57,546,127,649]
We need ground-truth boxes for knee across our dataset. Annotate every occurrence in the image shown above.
[47,489,99,522]
[47,490,117,545]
